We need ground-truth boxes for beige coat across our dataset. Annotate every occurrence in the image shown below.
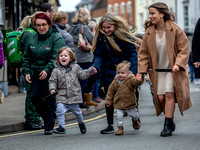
[105,74,143,110]
[138,21,192,116]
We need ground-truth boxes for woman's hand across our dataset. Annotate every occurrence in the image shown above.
[106,104,110,107]
[39,70,48,80]
[172,64,180,72]
[50,90,56,94]
[25,74,32,83]
[136,73,142,82]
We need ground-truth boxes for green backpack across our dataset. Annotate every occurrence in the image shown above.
[4,28,35,66]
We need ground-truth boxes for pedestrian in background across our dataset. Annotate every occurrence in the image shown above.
[0,29,4,103]
[87,19,101,103]
[188,52,195,83]
[22,12,65,135]
[53,11,75,53]
[137,2,192,137]
[20,11,43,130]
[92,13,138,134]
[192,18,200,84]
[105,61,143,135]
[40,3,54,20]
[70,8,98,108]
[49,47,96,134]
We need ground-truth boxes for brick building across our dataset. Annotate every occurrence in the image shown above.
[107,0,135,28]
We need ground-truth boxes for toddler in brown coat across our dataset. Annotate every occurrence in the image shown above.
[105,61,143,135]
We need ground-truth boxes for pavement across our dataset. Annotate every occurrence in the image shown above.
[0,86,105,134]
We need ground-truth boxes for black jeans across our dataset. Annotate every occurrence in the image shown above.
[31,74,56,131]
[103,81,114,125]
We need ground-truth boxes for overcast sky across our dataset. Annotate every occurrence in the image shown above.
[58,0,81,12]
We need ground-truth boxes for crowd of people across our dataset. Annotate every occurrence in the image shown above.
[1,2,199,137]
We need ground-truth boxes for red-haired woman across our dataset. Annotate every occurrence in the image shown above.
[22,12,65,135]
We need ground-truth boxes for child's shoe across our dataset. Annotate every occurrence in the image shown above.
[115,126,124,135]
[79,123,86,134]
[132,118,141,130]
[53,126,66,134]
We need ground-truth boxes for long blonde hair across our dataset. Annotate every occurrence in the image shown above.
[72,8,91,25]
[92,13,138,52]
[144,2,175,30]
[52,11,68,23]
[20,11,43,30]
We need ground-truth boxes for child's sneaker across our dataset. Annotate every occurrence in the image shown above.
[53,126,66,134]
[132,118,141,130]
[79,123,86,134]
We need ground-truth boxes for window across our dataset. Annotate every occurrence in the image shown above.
[126,1,132,25]
[183,5,189,28]
[114,3,119,15]
[107,4,112,13]
[120,2,125,18]
[140,13,144,32]
[0,0,4,25]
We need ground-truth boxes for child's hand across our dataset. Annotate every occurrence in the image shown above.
[90,67,97,76]
[136,73,142,82]
[50,90,56,94]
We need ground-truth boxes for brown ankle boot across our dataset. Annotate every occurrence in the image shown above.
[84,93,98,106]
[115,126,124,135]
[132,118,141,130]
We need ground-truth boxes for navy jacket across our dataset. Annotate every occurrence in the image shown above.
[93,34,137,82]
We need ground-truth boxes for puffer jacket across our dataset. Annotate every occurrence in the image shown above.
[54,23,75,53]
[105,73,143,110]
[22,26,65,76]
[93,34,137,82]
[70,20,94,63]
[49,61,93,104]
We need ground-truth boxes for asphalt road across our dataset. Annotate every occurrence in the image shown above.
[0,82,200,150]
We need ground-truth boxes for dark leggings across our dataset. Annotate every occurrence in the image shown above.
[103,81,114,125]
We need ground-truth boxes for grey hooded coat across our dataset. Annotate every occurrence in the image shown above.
[49,61,93,104]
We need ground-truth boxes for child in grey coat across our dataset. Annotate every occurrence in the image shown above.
[49,47,96,134]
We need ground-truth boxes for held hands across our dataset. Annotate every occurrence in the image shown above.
[136,73,143,82]
[135,39,141,53]
[25,74,32,83]
[39,70,48,80]
[193,62,200,68]
[172,64,180,72]
[50,90,56,94]
[90,67,97,76]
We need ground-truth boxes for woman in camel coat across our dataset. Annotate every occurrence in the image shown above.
[137,2,192,137]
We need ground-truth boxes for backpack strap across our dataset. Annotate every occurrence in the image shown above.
[81,25,84,34]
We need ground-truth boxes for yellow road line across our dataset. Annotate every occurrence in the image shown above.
[0,113,106,138]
